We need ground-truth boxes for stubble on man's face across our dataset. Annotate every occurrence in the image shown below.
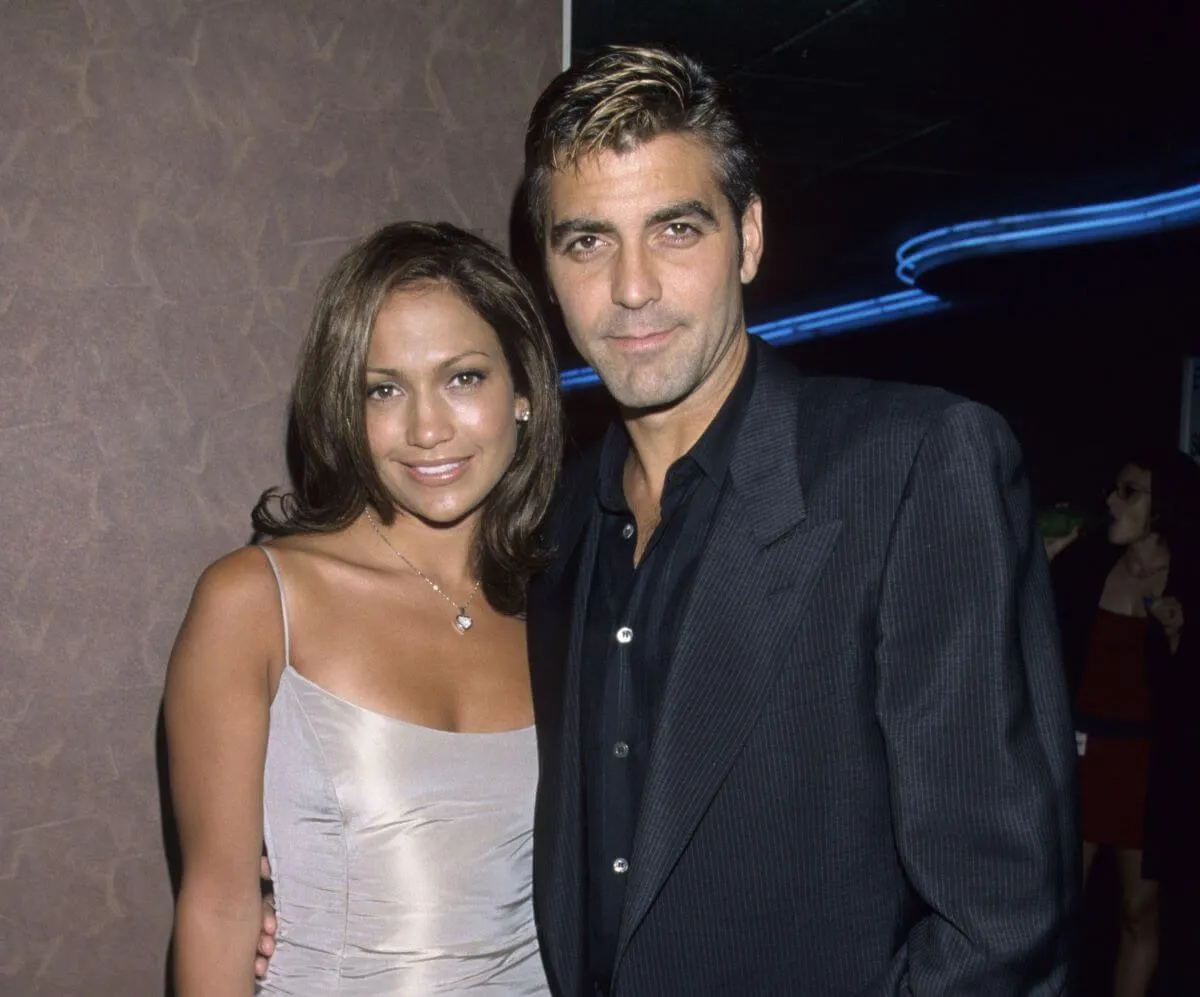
[542,133,762,414]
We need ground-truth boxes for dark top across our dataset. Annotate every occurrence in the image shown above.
[1074,609,1153,738]
[581,347,756,990]
[1052,536,1200,876]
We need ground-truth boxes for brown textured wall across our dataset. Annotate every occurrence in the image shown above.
[0,2,561,992]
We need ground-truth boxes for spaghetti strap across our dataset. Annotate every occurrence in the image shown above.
[256,545,292,672]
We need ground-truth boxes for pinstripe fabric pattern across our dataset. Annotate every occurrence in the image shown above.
[528,343,1079,996]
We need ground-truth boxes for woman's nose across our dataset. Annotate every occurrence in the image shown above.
[406,393,454,449]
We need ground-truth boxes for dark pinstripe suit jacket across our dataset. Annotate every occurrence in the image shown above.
[528,342,1079,996]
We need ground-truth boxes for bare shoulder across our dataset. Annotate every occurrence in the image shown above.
[190,545,280,619]
[169,545,285,675]
[259,527,372,582]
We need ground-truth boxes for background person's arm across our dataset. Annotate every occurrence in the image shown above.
[875,401,1078,995]
[165,549,277,996]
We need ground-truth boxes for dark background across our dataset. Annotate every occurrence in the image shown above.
[563,0,1200,519]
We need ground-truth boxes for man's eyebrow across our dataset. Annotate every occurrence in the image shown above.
[646,199,719,228]
[548,217,616,248]
[548,200,720,248]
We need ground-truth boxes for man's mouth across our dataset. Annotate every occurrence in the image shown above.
[607,326,677,351]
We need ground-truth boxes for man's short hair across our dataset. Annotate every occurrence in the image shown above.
[523,45,759,244]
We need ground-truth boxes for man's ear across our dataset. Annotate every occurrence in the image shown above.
[739,196,764,285]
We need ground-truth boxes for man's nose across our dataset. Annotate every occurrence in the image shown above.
[610,244,661,310]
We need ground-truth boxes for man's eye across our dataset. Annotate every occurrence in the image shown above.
[568,235,599,254]
[665,222,698,238]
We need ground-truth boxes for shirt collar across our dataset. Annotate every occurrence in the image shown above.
[594,336,758,512]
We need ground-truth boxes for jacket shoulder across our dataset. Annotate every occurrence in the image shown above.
[787,369,990,469]
[796,371,969,432]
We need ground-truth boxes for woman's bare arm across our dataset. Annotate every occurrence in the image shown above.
[165,548,278,996]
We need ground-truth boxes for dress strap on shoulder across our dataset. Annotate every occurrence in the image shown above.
[256,545,292,672]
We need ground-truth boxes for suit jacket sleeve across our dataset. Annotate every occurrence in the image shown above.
[875,400,1078,995]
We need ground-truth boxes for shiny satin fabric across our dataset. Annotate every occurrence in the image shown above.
[256,548,548,995]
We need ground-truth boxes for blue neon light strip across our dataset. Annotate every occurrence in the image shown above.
[896,182,1200,285]
[753,290,943,343]
[559,179,1200,391]
[558,289,944,389]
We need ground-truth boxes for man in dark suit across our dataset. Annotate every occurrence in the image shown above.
[522,45,1079,996]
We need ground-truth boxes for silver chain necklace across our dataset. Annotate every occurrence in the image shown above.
[363,509,482,634]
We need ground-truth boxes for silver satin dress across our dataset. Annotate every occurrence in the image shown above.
[256,547,549,995]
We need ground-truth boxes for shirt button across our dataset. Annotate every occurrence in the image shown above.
[616,626,633,644]
[621,522,635,540]
[613,741,630,759]
[612,857,629,875]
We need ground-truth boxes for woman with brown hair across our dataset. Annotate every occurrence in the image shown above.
[164,221,562,995]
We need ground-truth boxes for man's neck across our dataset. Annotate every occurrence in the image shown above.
[620,332,749,509]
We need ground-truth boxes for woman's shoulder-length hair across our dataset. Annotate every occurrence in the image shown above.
[252,220,563,614]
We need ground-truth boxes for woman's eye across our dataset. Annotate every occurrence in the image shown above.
[450,370,486,388]
[367,383,399,400]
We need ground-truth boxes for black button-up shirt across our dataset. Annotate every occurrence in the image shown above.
[582,347,756,990]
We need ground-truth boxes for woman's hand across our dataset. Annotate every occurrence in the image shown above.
[1149,596,1185,654]
[1149,596,1185,640]
[1043,526,1081,564]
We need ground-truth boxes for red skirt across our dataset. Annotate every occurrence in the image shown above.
[1079,733,1152,849]
[1075,609,1153,851]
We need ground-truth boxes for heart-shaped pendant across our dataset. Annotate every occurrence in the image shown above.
[453,614,473,634]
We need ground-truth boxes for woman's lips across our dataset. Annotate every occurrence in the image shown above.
[402,458,471,485]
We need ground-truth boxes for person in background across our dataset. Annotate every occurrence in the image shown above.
[165,221,561,995]
[1049,448,1200,997]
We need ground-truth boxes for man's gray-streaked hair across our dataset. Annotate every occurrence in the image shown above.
[523,45,759,245]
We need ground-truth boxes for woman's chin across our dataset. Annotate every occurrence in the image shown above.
[401,499,485,531]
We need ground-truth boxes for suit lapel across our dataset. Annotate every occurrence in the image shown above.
[613,346,842,969]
